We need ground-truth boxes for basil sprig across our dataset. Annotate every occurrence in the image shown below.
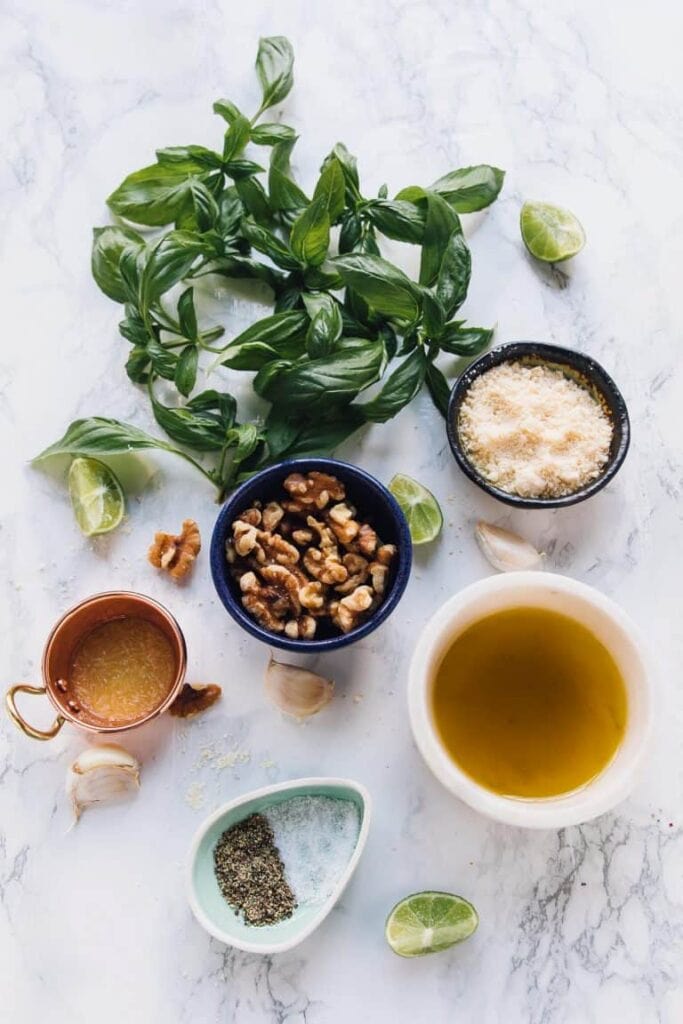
[37,36,503,500]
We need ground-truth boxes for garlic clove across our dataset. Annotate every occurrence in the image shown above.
[264,656,334,720]
[475,521,544,573]
[66,743,140,821]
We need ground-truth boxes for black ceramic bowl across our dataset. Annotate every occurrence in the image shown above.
[210,457,412,652]
[446,342,630,509]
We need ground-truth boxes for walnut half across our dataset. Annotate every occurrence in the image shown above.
[148,519,201,580]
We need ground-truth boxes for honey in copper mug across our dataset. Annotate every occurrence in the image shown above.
[430,606,628,799]
[69,616,176,727]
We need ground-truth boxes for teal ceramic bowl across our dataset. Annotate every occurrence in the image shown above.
[187,777,371,953]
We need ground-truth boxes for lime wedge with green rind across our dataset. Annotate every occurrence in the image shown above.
[68,457,125,536]
[385,891,479,957]
[388,473,442,544]
[520,201,586,262]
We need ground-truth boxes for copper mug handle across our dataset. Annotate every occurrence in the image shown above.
[6,684,65,741]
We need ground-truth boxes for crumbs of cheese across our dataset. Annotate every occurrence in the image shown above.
[457,361,613,498]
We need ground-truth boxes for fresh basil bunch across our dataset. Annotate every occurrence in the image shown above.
[36,36,503,499]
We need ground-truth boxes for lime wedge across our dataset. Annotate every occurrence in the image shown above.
[388,473,442,544]
[68,457,125,536]
[385,891,478,958]
[520,201,586,262]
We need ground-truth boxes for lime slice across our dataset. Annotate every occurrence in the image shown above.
[386,891,478,957]
[388,473,442,544]
[68,457,125,536]
[520,201,586,262]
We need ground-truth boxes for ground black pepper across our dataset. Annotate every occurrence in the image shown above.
[213,813,297,926]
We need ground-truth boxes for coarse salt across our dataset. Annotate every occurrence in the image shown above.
[457,361,613,498]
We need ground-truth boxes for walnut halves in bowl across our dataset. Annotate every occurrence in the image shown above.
[225,471,397,640]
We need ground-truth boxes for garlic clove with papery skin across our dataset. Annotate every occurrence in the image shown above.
[264,656,334,720]
[66,743,140,821]
[475,521,544,573]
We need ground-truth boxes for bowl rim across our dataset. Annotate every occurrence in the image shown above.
[446,341,631,509]
[210,456,412,652]
[186,776,372,953]
[408,572,653,829]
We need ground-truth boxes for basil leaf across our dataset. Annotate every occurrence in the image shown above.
[212,98,243,123]
[219,311,309,367]
[274,286,303,312]
[290,195,330,267]
[106,163,201,227]
[306,300,343,358]
[235,177,272,224]
[256,36,294,112]
[394,184,427,204]
[365,199,425,243]
[313,157,345,222]
[186,388,236,428]
[91,227,145,303]
[339,211,362,253]
[118,309,148,346]
[253,358,291,397]
[250,123,296,145]
[217,188,244,236]
[334,253,421,321]
[32,418,189,462]
[156,145,223,170]
[174,345,198,397]
[431,165,505,213]
[269,139,309,213]
[227,422,261,463]
[224,159,265,180]
[303,261,341,291]
[377,323,398,361]
[177,287,198,341]
[438,322,493,356]
[436,227,471,318]
[222,114,251,162]
[125,346,151,384]
[426,362,451,418]
[118,247,144,305]
[213,255,284,292]
[421,288,446,338]
[241,220,301,270]
[359,348,428,423]
[188,180,220,232]
[140,231,207,306]
[278,407,366,459]
[147,339,178,380]
[150,390,229,451]
[259,338,386,411]
[301,291,339,321]
[419,192,459,286]
[221,341,283,370]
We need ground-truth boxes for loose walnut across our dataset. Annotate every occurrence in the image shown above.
[227,472,398,641]
[148,519,201,580]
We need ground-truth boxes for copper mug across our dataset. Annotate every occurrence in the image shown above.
[6,591,187,741]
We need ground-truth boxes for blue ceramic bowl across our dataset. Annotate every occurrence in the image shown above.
[210,457,412,652]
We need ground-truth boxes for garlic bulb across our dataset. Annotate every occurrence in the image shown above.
[66,743,140,821]
[264,656,334,719]
[475,521,544,573]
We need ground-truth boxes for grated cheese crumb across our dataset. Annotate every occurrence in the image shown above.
[458,362,613,498]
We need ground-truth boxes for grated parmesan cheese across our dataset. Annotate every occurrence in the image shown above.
[457,361,613,498]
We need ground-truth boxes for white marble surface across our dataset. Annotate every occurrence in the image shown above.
[2,1,682,1021]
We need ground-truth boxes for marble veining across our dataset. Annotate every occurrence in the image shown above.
[2,1,682,1021]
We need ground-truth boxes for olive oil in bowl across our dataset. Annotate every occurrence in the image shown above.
[430,607,627,799]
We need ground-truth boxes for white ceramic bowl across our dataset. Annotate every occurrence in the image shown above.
[187,777,371,954]
[408,573,652,829]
